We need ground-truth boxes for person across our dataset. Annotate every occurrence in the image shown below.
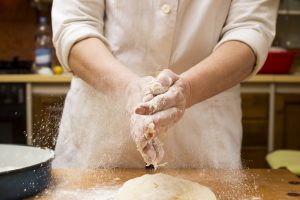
[51,0,279,169]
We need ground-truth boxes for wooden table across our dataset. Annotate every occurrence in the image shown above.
[26,169,300,200]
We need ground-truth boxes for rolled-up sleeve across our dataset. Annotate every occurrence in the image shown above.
[214,0,279,76]
[52,0,108,71]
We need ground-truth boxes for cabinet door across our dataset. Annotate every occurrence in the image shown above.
[275,94,300,150]
[241,147,269,168]
[32,95,65,149]
[241,93,269,168]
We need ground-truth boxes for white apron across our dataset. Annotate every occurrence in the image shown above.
[52,0,278,169]
[53,77,242,169]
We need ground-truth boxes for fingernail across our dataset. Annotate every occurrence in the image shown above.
[135,106,146,114]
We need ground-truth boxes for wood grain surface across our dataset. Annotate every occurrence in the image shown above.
[1,74,300,83]
[26,169,300,200]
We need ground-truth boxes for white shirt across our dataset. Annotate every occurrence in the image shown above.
[52,0,279,169]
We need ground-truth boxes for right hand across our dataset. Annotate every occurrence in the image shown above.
[135,69,189,136]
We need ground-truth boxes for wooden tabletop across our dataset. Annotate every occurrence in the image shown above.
[1,74,300,83]
[26,169,300,200]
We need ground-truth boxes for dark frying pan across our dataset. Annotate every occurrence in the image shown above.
[0,144,54,200]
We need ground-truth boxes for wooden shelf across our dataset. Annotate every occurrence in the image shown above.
[278,9,300,15]
[245,74,300,83]
[1,74,300,83]
[0,74,72,83]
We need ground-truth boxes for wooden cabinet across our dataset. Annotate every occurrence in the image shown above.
[32,95,65,149]
[241,92,300,168]
[241,93,269,168]
[274,94,300,150]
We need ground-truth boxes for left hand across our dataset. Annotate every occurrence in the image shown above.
[126,75,171,167]
[135,69,191,138]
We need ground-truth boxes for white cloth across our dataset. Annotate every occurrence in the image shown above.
[52,0,279,169]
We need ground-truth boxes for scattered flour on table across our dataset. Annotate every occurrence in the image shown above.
[40,186,120,200]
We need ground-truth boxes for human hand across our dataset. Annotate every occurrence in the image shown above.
[125,76,168,167]
[135,69,191,138]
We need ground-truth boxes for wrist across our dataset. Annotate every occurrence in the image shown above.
[180,74,192,108]
[110,64,139,96]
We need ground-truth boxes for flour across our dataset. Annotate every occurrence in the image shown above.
[196,170,263,200]
[144,122,155,140]
[41,170,263,200]
[40,186,120,200]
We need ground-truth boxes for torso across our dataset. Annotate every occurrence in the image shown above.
[53,0,242,169]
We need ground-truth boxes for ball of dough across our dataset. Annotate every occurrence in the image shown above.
[116,173,217,200]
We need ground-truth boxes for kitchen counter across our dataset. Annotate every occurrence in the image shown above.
[26,169,300,200]
[1,74,300,83]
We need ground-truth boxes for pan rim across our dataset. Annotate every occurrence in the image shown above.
[0,144,55,176]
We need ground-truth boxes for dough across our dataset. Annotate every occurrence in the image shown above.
[115,173,217,200]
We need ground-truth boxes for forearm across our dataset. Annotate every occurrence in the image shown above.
[69,37,137,95]
[181,41,255,107]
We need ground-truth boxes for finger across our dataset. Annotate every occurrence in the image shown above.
[144,122,168,140]
[142,70,178,102]
[144,122,155,140]
[136,86,185,115]
[143,81,166,103]
[152,138,164,164]
[142,138,164,166]
[149,81,166,96]
[142,93,154,102]
[141,107,183,139]
[142,81,165,104]
[134,134,148,151]
[131,116,150,150]
[156,69,179,88]
[141,143,157,164]
[152,107,184,129]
